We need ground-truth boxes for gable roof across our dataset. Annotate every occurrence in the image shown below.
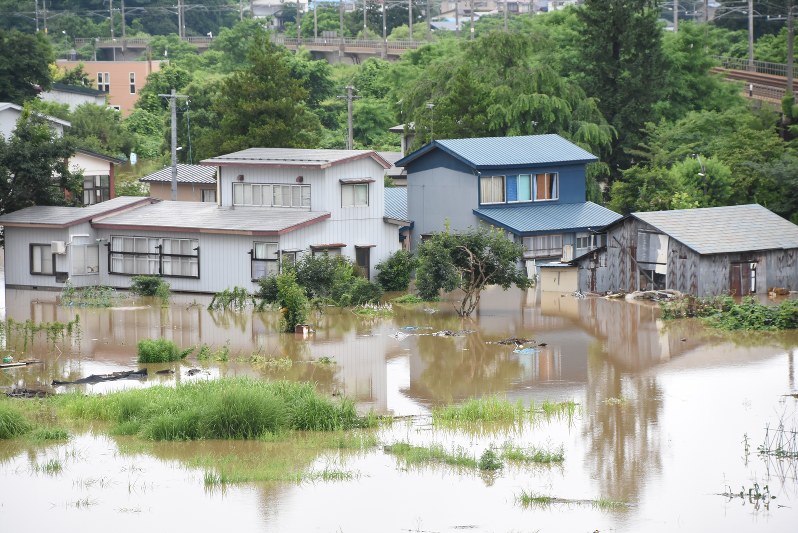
[396,134,598,170]
[378,151,405,178]
[201,148,391,170]
[75,148,125,165]
[0,102,72,128]
[92,200,330,236]
[474,201,621,235]
[139,164,217,184]
[50,83,105,97]
[631,204,798,255]
[0,196,154,228]
[384,187,409,224]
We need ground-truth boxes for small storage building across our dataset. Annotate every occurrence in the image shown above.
[575,204,798,296]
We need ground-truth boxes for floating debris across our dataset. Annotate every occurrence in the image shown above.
[422,308,438,314]
[513,347,539,355]
[5,387,53,399]
[155,369,175,375]
[391,331,410,341]
[432,330,474,337]
[495,337,534,346]
[52,369,148,385]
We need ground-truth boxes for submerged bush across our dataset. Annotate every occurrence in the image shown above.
[661,296,798,330]
[276,272,309,333]
[0,403,31,439]
[52,378,371,440]
[208,287,252,311]
[137,338,191,363]
[130,275,171,303]
[375,250,418,291]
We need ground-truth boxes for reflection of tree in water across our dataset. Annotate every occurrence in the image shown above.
[583,340,663,503]
[207,308,250,332]
[408,318,526,405]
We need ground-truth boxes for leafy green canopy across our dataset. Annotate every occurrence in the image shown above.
[0,29,53,104]
[416,226,531,317]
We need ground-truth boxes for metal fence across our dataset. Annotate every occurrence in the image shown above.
[712,55,792,78]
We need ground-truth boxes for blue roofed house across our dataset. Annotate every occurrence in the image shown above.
[395,134,622,274]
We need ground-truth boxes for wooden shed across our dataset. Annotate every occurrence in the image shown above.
[538,263,579,292]
[575,204,798,296]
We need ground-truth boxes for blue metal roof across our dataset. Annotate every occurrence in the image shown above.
[384,187,409,222]
[396,134,598,170]
[473,202,621,235]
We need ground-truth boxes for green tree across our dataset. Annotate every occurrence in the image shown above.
[68,104,134,158]
[135,64,193,113]
[608,164,676,215]
[210,18,271,72]
[0,29,54,104]
[0,110,81,224]
[205,34,322,155]
[575,0,666,176]
[55,64,92,87]
[669,156,734,208]
[416,226,531,317]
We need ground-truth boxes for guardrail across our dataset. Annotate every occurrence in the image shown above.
[713,55,793,78]
[74,35,424,52]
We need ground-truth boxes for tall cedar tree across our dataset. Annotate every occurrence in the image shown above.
[576,0,667,178]
[209,33,322,155]
[0,112,82,225]
[0,29,53,104]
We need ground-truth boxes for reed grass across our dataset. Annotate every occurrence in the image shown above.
[432,396,580,426]
[137,338,192,363]
[0,403,31,439]
[50,378,373,440]
[29,427,70,442]
[391,294,425,304]
[501,444,564,464]
[383,442,477,468]
[517,491,627,510]
[33,458,63,475]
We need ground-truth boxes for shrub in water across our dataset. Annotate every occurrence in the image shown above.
[276,273,309,333]
[0,403,31,439]
[137,338,190,363]
[130,275,171,303]
[375,250,418,291]
[255,276,279,305]
[478,447,504,471]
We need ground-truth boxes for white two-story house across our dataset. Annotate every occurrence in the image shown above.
[0,148,405,293]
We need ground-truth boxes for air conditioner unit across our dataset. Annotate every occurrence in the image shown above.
[51,241,67,255]
[561,245,573,262]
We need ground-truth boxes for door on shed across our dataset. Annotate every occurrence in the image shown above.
[730,262,756,296]
[355,246,371,280]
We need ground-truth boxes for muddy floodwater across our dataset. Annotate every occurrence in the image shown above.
[2,282,798,533]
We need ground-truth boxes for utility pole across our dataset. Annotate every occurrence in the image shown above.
[158,89,189,201]
[239,0,244,21]
[426,0,431,39]
[121,0,126,57]
[470,0,474,40]
[503,0,508,32]
[43,0,47,33]
[673,0,678,32]
[788,1,795,98]
[314,0,318,39]
[364,0,368,36]
[703,0,708,24]
[337,86,360,150]
[34,0,39,32]
[339,0,345,58]
[409,0,413,40]
[455,0,459,37]
[382,0,387,58]
[747,0,754,71]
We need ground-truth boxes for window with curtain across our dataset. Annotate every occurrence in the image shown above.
[251,242,279,280]
[232,183,310,208]
[71,245,100,275]
[30,244,54,275]
[479,175,505,203]
[342,183,369,207]
[535,173,558,201]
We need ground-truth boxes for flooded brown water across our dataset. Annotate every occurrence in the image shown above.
[2,284,798,532]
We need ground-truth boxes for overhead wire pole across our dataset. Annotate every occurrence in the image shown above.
[364,0,368,36]
[455,0,459,37]
[409,0,413,40]
[673,0,678,31]
[748,0,754,71]
[158,88,189,201]
[35,0,39,31]
[789,1,795,99]
[314,0,318,39]
[382,0,387,58]
[470,0,474,40]
[504,0,507,32]
[337,86,360,150]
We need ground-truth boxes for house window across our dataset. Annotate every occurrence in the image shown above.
[109,236,199,278]
[311,246,343,257]
[281,251,297,267]
[509,175,533,202]
[535,173,558,201]
[575,233,606,252]
[251,242,279,280]
[83,175,110,205]
[480,175,505,204]
[30,244,54,275]
[129,72,136,94]
[201,189,216,203]
[523,234,563,258]
[342,183,369,207]
[232,183,310,208]
[97,72,110,92]
[72,245,100,275]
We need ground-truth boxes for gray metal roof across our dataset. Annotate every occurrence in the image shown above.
[201,148,391,169]
[397,134,598,170]
[139,164,217,184]
[377,151,405,178]
[474,202,622,235]
[93,200,331,235]
[632,204,798,255]
[0,196,153,227]
[0,102,72,127]
[384,187,409,222]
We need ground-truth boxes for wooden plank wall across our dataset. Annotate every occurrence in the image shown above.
[764,248,798,291]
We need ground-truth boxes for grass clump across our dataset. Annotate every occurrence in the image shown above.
[29,427,70,442]
[433,396,526,424]
[517,491,553,507]
[661,296,798,330]
[137,338,192,363]
[52,378,373,440]
[384,442,477,468]
[196,343,230,362]
[478,447,503,471]
[0,403,32,439]
[392,294,424,304]
[501,444,564,464]
[352,303,393,318]
[208,287,252,311]
[130,275,171,304]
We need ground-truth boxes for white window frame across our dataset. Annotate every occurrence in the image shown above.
[232,183,310,208]
[341,183,369,208]
[109,236,199,278]
[71,244,100,275]
[83,175,110,205]
[97,72,110,92]
[129,72,136,94]
[510,174,533,203]
[201,189,216,203]
[523,234,563,259]
[251,242,279,280]
[479,175,505,204]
